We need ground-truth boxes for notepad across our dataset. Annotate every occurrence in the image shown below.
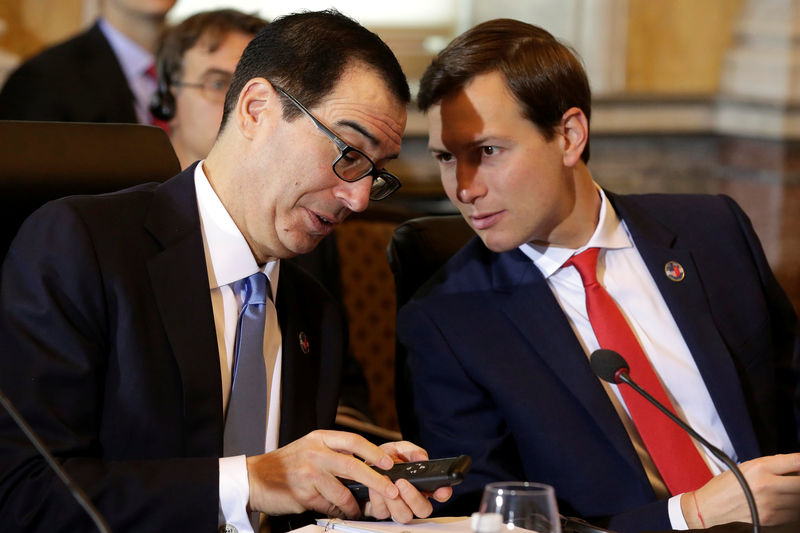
[311,516,472,533]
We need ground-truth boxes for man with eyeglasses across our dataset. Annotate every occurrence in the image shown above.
[154,8,388,437]
[0,10,447,533]
[152,9,267,168]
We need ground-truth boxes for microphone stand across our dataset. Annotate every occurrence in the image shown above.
[0,388,111,533]
[617,371,760,533]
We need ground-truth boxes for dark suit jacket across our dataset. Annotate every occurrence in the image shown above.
[0,22,138,123]
[397,193,800,533]
[0,167,346,531]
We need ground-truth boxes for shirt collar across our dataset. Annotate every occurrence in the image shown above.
[98,17,153,81]
[194,162,279,295]
[519,185,632,279]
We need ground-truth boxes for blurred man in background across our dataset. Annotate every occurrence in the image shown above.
[151,8,266,169]
[0,0,175,124]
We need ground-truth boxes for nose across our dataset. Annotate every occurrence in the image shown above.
[334,176,372,213]
[455,163,485,204]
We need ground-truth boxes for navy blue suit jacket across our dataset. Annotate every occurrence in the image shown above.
[0,22,138,123]
[0,167,346,532]
[397,193,799,532]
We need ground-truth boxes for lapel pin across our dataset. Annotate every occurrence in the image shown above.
[298,331,310,354]
[664,261,685,282]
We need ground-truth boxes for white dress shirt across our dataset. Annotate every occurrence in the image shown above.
[194,162,283,532]
[97,18,155,125]
[519,186,736,529]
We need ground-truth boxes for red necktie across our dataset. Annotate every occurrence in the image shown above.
[565,247,713,495]
[145,64,170,134]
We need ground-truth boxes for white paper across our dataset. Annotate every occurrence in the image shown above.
[313,516,472,533]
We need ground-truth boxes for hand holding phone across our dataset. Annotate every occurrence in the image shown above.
[342,454,471,500]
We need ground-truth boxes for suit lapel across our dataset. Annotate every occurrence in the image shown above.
[490,250,650,479]
[609,193,760,459]
[276,263,321,446]
[145,169,223,455]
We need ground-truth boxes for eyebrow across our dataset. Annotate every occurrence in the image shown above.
[429,135,506,153]
[335,119,400,161]
[200,68,233,78]
[466,136,497,148]
[337,119,380,148]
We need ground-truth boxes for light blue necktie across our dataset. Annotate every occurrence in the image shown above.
[224,272,269,458]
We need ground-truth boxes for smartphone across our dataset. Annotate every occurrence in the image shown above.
[342,454,472,500]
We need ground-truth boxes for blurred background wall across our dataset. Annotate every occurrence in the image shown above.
[2,0,799,312]
[0,0,763,98]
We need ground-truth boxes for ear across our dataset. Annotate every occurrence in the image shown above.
[559,107,589,167]
[233,77,282,140]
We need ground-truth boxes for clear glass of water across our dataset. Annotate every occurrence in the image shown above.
[478,482,561,533]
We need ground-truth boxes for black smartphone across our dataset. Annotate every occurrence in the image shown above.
[342,454,472,500]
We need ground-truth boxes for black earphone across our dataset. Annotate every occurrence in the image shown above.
[149,56,176,121]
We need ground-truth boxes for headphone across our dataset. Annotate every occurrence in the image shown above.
[149,56,176,121]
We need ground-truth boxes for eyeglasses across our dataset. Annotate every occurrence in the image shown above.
[274,86,401,201]
[172,71,232,103]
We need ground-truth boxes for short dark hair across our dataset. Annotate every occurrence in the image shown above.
[157,9,267,87]
[220,9,409,130]
[418,19,592,162]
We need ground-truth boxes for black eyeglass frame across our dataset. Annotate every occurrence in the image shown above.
[274,86,401,201]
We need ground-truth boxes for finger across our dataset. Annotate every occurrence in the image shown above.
[313,472,364,519]
[301,490,349,518]
[381,441,429,463]
[390,478,433,521]
[748,453,800,476]
[380,487,415,523]
[432,486,453,502]
[773,472,800,488]
[364,487,391,520]
[330,453,399,500]
[319,430,394,469]
[771,490,800,516]
[754,492,800,526]
[402,447,429,463]
[378,442,408,463]
[764,473,800,503]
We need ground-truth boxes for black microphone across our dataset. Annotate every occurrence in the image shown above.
[0,387,111,532]
[590,349,760,533]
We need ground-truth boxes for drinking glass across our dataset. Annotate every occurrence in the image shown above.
[478,482,561,533]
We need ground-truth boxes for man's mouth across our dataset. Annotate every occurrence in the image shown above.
[470,210,504,230]
[305,208,343,234]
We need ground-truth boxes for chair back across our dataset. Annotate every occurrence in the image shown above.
[334,204,419,432]
[387,214,474,309]
[0,121,180,259]
[387,214,474,437]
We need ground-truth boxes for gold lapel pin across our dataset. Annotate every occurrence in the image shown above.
[664,261,685,282]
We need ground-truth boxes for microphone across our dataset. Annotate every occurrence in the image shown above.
[590,349,760,533]
[0,387,111,533]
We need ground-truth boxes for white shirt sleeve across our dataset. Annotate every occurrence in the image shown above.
[219,455,254,533]
[667,493,689,530]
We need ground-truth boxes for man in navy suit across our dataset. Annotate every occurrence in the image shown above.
[0,11,449,533]
[0,0,175,123]
[397,19,800,532]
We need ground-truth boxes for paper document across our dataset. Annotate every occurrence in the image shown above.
[313,516,472,533]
